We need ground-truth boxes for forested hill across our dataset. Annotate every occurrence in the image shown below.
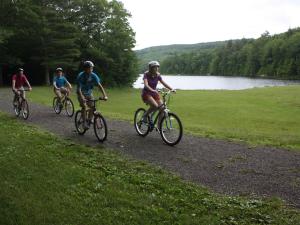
[136,41,226,72]
[160,28,300,78]
[0,0,137,87]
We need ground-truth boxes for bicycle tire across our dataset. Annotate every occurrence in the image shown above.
[22,99,29,120]
[159,112,183,146]
[75,110,87,135]
[53,97,62,114]
[134,108,150,137]
[13,102,20,117]
[65,97,74,117]
[93,113,108,142]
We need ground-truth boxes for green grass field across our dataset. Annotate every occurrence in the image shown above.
[28,85,300,150]
[0,112,299,225]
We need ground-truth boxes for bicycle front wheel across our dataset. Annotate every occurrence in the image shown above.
[75,110,86,135]
[65,98,74,117]
[134,108,150,137]
[159,112,183,146]
[93,114,107,142]
[22,100,29,120]
[13,102,20,117]
[53,97,61,114]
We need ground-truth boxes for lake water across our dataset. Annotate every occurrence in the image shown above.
[133,74,300,90]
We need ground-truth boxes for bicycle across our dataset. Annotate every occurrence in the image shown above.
[134,89,183,146]
[53,92,74,117]
[74,98,108,142]
[13,89,30,120]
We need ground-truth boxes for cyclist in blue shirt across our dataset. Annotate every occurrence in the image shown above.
[77,61,108,128]
[53,67,72,102]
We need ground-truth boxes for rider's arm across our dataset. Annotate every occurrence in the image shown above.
[144,79,157,93]
[77,85,85,100]
[64,77,72,89]
[98,83,108,100]
[160,79,173,91]
[76,75,85,100]
[53,81,58,90]
[24,76,32,91]
[12,79,16,92]
[66,80,72,89]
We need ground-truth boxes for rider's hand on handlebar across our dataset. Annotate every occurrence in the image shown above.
[100,96,108,101]
[29,87,32,91]
[171,89,176,93]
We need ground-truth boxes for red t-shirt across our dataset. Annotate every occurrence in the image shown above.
[12,74,28,89]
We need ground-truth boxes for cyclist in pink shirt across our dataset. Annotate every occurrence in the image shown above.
[12,68,32,106]
[142,61,175,121]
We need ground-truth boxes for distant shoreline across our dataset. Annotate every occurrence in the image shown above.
[140,73,300,81]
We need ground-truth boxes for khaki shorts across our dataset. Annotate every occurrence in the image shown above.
[54,87,68,96]
[78,95,94,109]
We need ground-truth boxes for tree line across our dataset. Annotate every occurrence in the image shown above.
[0,0,137,86]
[161,28,300,78]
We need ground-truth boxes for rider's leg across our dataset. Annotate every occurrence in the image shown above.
[65,88,70,97]
[156,99,165,125]
[13,91,18,106]
[144,96,159,118]
[55,89,63,102]
[21,90,25,100]
[20,90,26,110]
[86,96,94,123]
[78,96,88,126]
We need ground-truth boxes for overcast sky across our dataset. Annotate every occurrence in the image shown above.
[119,0,300,50]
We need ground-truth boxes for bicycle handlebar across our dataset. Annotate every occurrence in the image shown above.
[158,89,176,96]
[86,97,107,102]
[16,88,31,92]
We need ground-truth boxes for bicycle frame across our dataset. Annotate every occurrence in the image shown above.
[83,98,106,121]
[14,89,30,106]
[148,90,172,130]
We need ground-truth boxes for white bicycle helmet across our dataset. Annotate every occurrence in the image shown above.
[83,60,94,68]
[148,61,160,68]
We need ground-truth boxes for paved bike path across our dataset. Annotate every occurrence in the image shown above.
[0,88,299,207]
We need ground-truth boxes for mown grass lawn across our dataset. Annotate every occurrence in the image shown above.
[28,85,300,150]
[0,112,299,225]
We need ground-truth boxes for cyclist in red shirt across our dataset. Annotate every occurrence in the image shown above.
[12,68,32,106]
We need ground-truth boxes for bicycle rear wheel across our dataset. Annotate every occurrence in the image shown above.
[22,100,29,120]
[75,110,87,135]
[134,108,150,137]
[93,113,108,142]
[159,112,183,146]
[53,97,62,114]
[65,98,74,117]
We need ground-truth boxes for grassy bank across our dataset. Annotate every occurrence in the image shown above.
[28,85,300,150]
[0,112,299,224]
